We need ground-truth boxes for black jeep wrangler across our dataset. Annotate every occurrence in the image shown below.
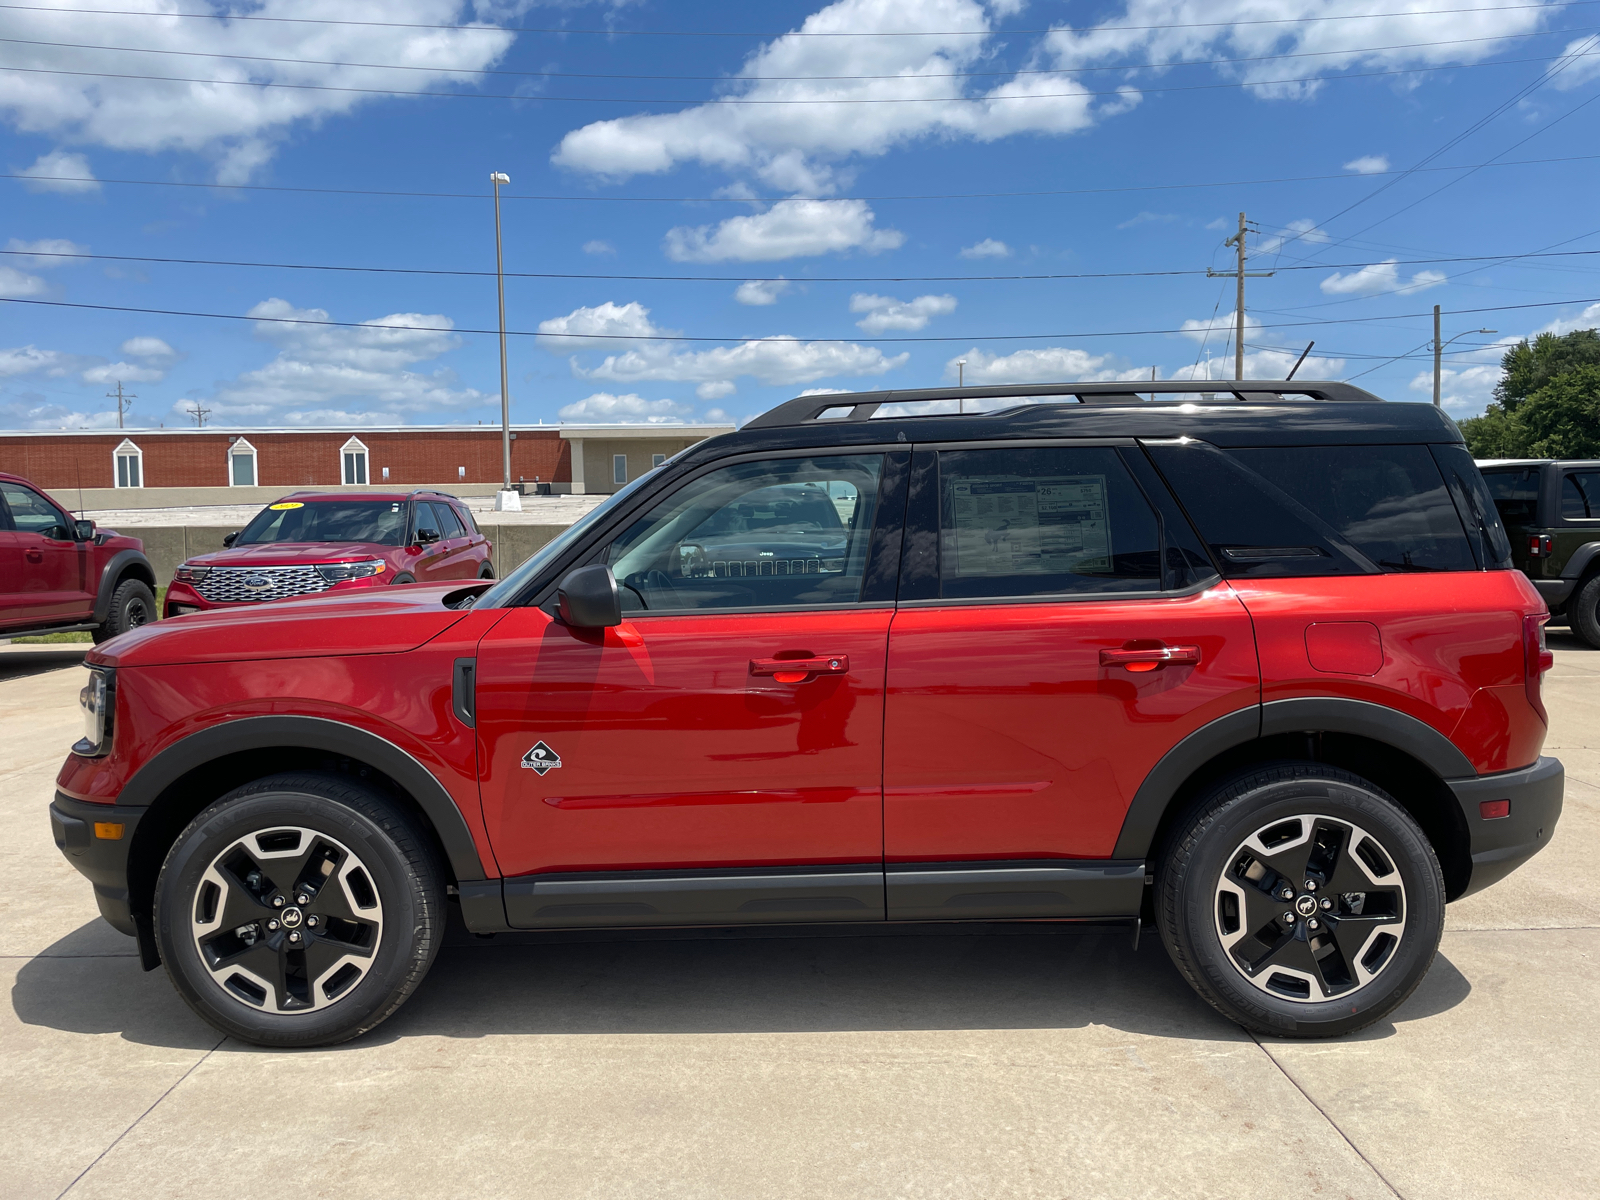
[1477,459,1600,647]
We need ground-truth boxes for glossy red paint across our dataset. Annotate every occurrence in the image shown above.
[1305,622,1384,676]
[883,583,1260,861]
[474,606,892,875]
[1233,571,1547,773]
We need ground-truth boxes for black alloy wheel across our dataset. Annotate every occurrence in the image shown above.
[93,578,156,643]
[154,773,445,1047]
[1158,763,1444,1038]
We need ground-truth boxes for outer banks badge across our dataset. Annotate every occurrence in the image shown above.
[521,741,562,775]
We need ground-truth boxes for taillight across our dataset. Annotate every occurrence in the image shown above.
[1523,613,1554,722]
[1528,534,1552,557]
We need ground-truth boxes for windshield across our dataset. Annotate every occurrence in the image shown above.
[475,473,658,608]
[237,499,408,547]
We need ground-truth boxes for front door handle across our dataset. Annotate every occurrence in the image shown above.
[750,655,849,682]
[25,550,43,563]
[1100,645,1201,672]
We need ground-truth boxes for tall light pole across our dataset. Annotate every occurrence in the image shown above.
[1432,306,1498,407]
[491,171,520,511]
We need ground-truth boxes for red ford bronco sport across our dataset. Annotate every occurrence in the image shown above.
[50,381,1563,1047]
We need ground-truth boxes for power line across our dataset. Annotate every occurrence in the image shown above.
[10,151,1599,205]
[3,28,1583,83]
[0,2,1586,37]
[8,49,1594,105]
[4,293,1597,344]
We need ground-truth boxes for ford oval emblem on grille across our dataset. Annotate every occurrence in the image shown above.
[242,573,272,590]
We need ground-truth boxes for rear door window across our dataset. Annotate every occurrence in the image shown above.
[1562,471,1600,520]
[433,501,465,540]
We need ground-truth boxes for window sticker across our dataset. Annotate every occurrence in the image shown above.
[948,475,1112,576]
[268,501,304,511]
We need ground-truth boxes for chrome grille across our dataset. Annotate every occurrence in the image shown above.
[194,566,336,604]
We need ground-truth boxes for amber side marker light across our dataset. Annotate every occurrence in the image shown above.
[93,822,125,840]
[1479,800,1511,821]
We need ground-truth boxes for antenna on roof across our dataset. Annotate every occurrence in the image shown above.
[1286,341,1315,381]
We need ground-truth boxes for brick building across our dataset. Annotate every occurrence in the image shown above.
[0,423,732,501]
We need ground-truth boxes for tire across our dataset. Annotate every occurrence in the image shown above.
[391,573,415,586]
[1570,572,1600,649]
[478,563,495,580]
[1157,763,1445,1039]
[91,577,156,644]
[153,772,446,1048]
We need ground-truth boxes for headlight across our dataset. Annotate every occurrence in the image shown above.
[315,559,386,583]
[173,563,210,584]
[74,666,114,757]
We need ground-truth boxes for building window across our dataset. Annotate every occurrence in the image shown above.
[652,453,666,469]
[613,454,628,485]
[113,439,143,488]
[229,438,258,487]
[341,437,369,485]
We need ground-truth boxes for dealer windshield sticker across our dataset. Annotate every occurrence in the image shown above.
[521,741,562,775]
[268,501,304,510]
[948,474,1112,576]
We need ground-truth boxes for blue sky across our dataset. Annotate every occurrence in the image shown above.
[3,0,1600,431]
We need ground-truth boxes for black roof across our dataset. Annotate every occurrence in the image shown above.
[690,380,1463,463]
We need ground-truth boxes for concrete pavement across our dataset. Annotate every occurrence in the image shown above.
[3,637,1596,1199]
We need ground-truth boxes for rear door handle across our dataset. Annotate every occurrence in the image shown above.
[750,655,849,682]
[1100,645,1201,672]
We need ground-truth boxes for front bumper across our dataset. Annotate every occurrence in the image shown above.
[49,792,144,937]
[1448,756,1564,899]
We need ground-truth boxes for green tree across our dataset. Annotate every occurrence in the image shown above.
[1460,327,1600,457]
[1518,364,1600,458]
[1494,328,1600,411]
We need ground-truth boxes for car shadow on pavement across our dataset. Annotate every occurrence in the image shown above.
[10,916,1472,1050]
[0,647,88,681]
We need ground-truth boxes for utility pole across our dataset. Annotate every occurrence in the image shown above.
[491,171,520,512]
[1433,305,1442,407]
[1208,212,1274,379]
[106,382,135,429]
[185,401,211,428]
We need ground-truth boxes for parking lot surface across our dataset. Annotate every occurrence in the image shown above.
[3,637,1596,1199]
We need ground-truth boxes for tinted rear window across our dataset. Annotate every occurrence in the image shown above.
[237,500,407,546]
[1481,467,1540,525]
[1563,471,1600,519]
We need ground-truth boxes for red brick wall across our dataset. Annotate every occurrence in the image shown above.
[0,430,570,489]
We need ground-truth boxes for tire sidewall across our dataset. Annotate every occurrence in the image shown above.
[1169,773,1445,1037]
[155,787,428,1046]
[1572,573,1600,650]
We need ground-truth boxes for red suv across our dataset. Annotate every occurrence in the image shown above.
[49,382,1563,1048]
[163,490,493,617]
[1,471,157,643]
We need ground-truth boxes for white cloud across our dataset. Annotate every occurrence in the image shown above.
[849,292,957,333]
[120,336,177,362]
[0,1,516,180]
[1550,34,1600,91]
[1320,259,1447,295]
[1170,346,1347,381]
[703,407,733,422]
[1117,211,1180,230]
[0,397,125,430]
[944,346,1128,386]
[557,392,693,422]
[0,265,49,297]
[1180,309,1261,343]
[1258,218,1329,254]
[15,150,99,193]
[665,199,903,262]
[959,238,1011,259]
[204,298,489,421]
[582,240,616,256]
[735,278,792,306]
[1344,155,1390,174]
[81,361,166,385]
[5,237,88,266]
[1537,299,1600,338]
[0,345,72,377]
[798,387,853,396]
[537,300,665,350]
[696,380,737,400]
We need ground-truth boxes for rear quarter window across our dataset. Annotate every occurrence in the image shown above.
[1562,471,1600,520]
[1481,467,1540,525]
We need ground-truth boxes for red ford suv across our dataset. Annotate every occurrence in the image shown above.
[163,490,493,617]
[50,382,1563,1048]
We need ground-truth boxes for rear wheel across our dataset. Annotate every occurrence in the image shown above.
[1157,763,1444,1038]
[1570,573,1600,649]
[478,563,495,579]
[92,578,156,643]
[390,572,415,586]
[153,772,445,1047]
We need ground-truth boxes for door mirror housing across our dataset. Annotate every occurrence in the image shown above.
[415,527,441,546]
[73,519,95,542]
[557,563,622,628]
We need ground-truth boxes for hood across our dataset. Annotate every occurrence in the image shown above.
[186,541,395,567]
[88,583,473,668]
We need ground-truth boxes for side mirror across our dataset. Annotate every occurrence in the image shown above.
[222,532,239,548]
[557,564,621,628]
[73,519,95,542]
[416,528,441,546]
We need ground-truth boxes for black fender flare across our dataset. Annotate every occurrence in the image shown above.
[1110,697,1475,860]
[93,549,157,623]
[1561,541,1600,582]
[120,714,489,883]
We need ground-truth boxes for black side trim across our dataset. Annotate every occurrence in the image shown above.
[50,792,144,939]
[1560,541,1600,580]
[1261,697,1475,779]
[504,865,885,929]
[1111,706,1262,860]
[92,548,156,623]
[452,657,476,727]
[115,715,488,882]
[457,879,509,932]
[885,859,1145,920]
[1448,755,1564,899]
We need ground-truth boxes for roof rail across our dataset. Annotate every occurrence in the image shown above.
[742,379,1381,430]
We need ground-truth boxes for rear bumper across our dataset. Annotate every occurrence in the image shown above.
[49,792,143,937]
[1449,756,1564,899]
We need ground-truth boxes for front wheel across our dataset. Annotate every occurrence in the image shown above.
[153,773,445,1047]
[1157,763,1444,1038]
[92,578,156,643]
